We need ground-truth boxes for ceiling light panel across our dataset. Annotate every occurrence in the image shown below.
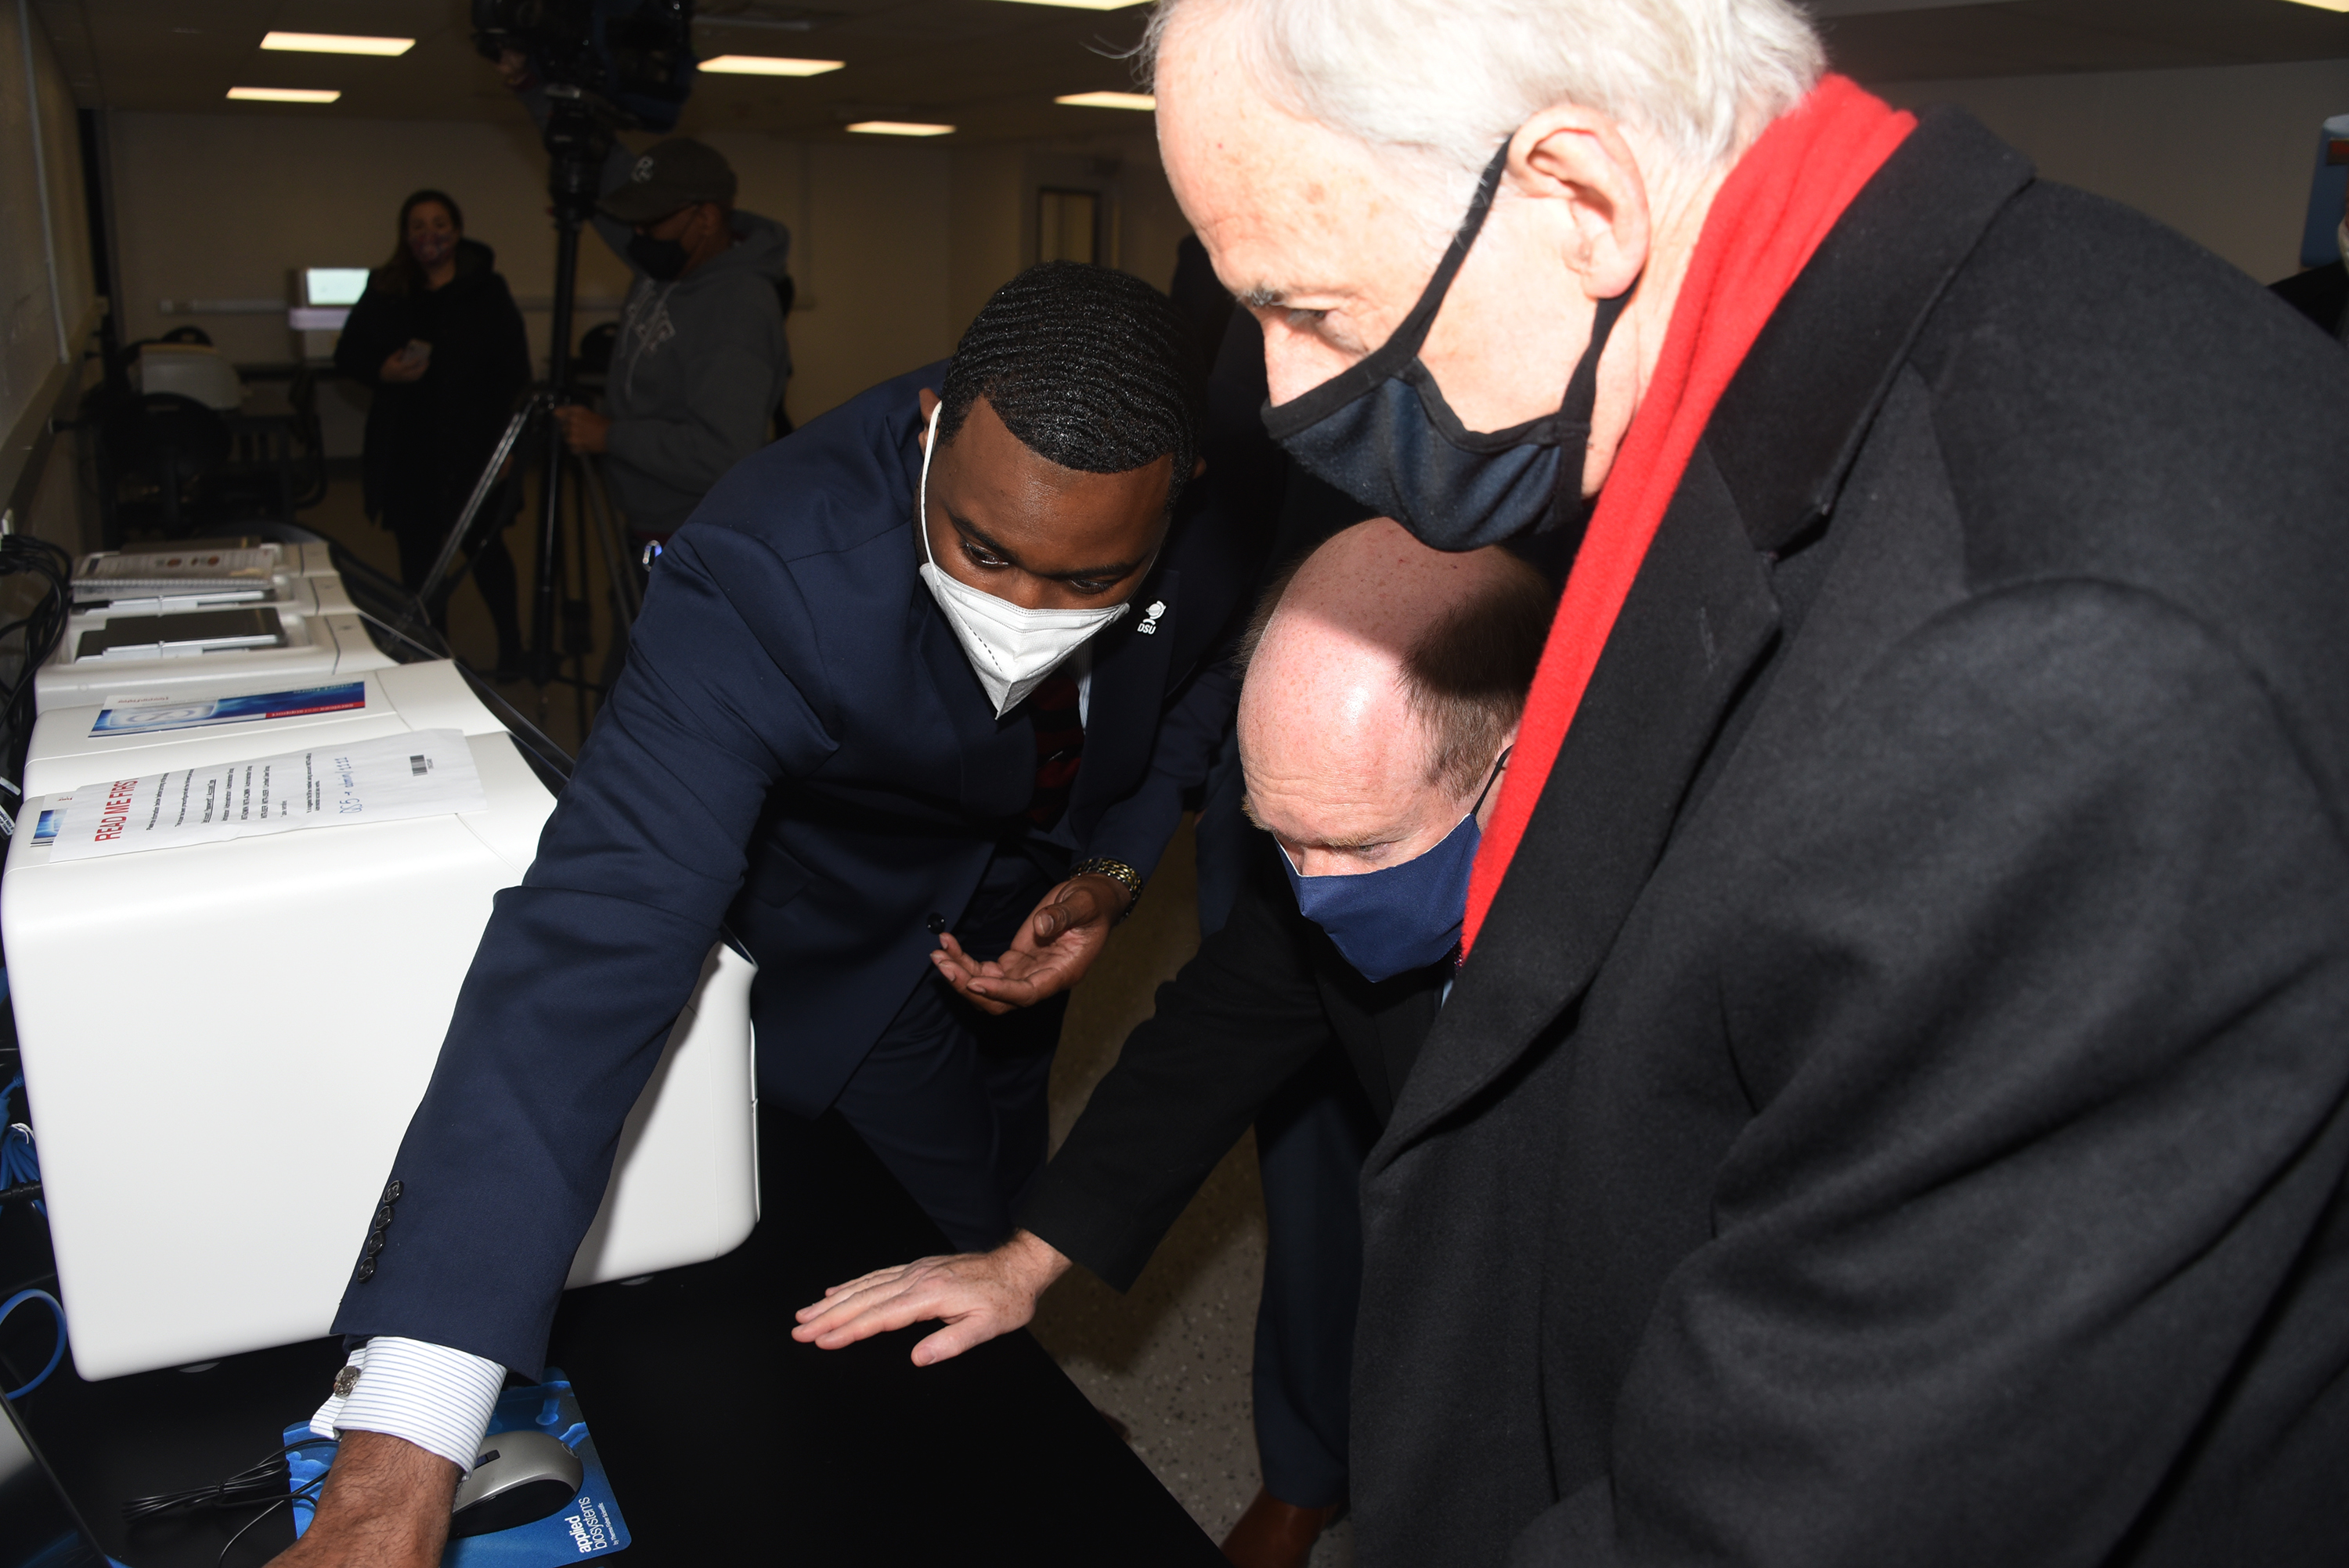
[847,120,955,135]
[259,32,415,56]
[1055,91,1155,110]
[700,55,846,75]
[2277,0,2349,12]
[226,86,342,103]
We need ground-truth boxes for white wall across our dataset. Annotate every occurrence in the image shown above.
[109,110,637,376]
[104,107,1196,438]
[1880,57,2349,285]
[2,0,96,551]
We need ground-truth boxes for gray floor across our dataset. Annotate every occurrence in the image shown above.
[1041,821,1353,1566]
[301,481,1351,1560]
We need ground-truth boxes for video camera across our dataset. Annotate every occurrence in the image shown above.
[471,0,695,134]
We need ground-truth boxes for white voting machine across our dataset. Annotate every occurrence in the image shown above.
[34,542,395,712]
[2,660,760,1379]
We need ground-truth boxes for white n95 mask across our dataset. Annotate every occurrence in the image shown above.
[915,402,1129,718]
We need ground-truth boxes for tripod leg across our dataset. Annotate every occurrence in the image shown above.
[580,456,637,633]
[417,397,541,628]
[532,219,583,691]
[566,456,591,737]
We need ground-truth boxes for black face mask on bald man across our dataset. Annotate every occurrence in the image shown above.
[1261,140,1634,552]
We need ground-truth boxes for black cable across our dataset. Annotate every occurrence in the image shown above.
[122,1439,337,1522]
[214,1473,327,1568]
[351,607,576,784]
[0,535,71,787]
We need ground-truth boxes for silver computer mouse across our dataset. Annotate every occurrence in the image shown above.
[448,1429,584,1540]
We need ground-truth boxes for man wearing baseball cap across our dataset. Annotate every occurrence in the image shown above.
[506,57,794,551]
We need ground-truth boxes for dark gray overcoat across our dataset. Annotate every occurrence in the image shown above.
[1355,110,2349,1567]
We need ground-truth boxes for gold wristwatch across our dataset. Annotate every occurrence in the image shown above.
[1069,856,1143,923]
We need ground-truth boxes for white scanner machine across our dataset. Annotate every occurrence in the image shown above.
[3,660,760,1380]
[35,541,395,713]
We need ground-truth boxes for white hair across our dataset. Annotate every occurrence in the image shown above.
[1147,0,1824,216]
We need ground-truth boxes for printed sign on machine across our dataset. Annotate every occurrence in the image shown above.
[38,729,488,863]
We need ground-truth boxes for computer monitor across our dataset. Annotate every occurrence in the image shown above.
[300,268,369,308]
[290,268,370,340]
[0,1393,113,1568]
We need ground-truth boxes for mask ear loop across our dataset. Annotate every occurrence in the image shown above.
[1262,139,1514,435]
[1468,744,1514,820]
[916,401,944,569]
[1537,286,1636,539]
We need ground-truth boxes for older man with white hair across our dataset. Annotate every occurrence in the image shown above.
[1126,1,2349,1566]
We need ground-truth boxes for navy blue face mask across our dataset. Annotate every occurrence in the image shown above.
[1261,142,1633,551]
[1281,752,1510,984]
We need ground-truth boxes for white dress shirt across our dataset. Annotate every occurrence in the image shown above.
[309,1336,507,1474]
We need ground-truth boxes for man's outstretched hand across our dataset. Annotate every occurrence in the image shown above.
[268,1430,456,1568]
[929,873,1131,1015]
[792,1231,1073,1366]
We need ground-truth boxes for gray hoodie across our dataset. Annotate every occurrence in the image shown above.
[591,204,792,535]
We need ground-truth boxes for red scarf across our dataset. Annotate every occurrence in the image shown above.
[1463,75,1914,957]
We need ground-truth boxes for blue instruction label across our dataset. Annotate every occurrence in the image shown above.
[89,683,367,737]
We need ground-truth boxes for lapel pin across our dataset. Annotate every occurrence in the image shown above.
[1137,600,1167,636]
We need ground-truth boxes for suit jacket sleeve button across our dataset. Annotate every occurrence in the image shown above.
[926,913,946,935]
[354,1258,377,1282]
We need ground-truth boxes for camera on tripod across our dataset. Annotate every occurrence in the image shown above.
[471,0,696,135]
[424,0,698,694]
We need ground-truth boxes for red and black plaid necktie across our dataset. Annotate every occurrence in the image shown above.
[1025,675,1084,828]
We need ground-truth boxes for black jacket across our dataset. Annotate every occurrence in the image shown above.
[334,238,532,524]
[1353,110,2349,1566]
[332,363,1269,1376]
[1019,850,1444,1289]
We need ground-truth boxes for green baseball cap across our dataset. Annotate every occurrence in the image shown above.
[599,137,738,224]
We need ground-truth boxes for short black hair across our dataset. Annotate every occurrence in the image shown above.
[939,261,1206,511]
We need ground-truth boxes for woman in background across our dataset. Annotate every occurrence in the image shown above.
[337,189,531,677]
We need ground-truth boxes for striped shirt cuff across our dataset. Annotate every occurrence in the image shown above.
[309,1337,506,1475]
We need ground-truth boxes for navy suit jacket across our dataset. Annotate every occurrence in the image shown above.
[334,362,1265,1374]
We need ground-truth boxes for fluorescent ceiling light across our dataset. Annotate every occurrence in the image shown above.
[701,54,845,75]
[2279,0,2349,12]
[226,86,341,103]
[1056,91,1155,110]
[991,0,1151,9]
[848,120,954,136]
[259,31,413,56]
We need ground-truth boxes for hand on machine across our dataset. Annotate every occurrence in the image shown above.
[929,871,1133,1015]
[792,1229,1073,1364]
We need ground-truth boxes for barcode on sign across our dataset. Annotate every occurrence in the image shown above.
[409,755,428,777]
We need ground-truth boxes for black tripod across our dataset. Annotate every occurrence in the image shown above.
[410,390,640,734]
[530,88,611,687]
[410,86,642,730]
